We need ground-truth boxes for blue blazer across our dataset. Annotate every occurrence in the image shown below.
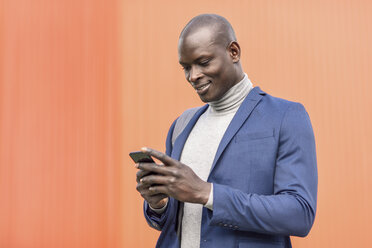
[144,87,317,248]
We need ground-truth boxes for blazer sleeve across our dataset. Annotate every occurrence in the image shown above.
[143,118,177,231]
[210,103,318,237]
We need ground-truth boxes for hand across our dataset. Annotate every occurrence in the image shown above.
[136,147,211,205]
[136,165,169,209]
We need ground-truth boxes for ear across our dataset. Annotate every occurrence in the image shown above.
[228,41,241,63]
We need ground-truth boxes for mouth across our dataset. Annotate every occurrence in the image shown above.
[194,81,212,95]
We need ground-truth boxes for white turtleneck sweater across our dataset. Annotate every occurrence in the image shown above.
[180,74,253,248]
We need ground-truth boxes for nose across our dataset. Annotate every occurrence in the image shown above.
[188,66,203,84]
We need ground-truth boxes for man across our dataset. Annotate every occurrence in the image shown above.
[135,14,317,248]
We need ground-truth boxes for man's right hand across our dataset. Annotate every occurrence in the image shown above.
[136,165,169,209]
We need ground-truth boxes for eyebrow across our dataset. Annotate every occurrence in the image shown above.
[179,54,212,65]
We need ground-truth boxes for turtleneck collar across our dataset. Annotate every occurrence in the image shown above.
[208,73,253,114]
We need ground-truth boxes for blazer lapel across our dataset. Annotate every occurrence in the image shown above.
[209,87,266,175]
[172,104,209,160]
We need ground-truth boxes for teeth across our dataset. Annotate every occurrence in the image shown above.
[197,83,210,90]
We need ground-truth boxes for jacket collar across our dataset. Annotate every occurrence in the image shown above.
[172,87,266,171]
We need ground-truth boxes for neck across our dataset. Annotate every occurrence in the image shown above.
[208,73,253,113]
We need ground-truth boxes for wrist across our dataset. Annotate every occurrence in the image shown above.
[149,197,168,209]
[204,183,213,210]
[198,182,212,205]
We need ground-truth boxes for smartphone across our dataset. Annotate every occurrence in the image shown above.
[130,151,159,182]
[129,151,155,163]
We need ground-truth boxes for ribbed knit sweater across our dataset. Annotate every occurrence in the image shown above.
[180,74,253,248]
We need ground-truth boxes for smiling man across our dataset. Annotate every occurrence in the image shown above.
[178,18,242,103]
[135,14,318,248]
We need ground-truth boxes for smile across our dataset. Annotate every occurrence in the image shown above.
[195,81,211,94]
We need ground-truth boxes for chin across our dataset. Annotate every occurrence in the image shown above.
[198,96,209,103]
[197,87,223,102]
[199,94,219,103]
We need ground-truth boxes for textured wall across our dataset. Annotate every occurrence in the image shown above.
[1,0,371,247]
[0,0,124,247]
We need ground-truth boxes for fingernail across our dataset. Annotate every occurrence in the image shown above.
[141,147,148,152]
[134,163,139,168]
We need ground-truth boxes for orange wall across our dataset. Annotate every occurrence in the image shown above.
[0,0,124,247]
[1,0,372,247]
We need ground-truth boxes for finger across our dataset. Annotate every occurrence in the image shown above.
[136,183,159,195]
[134,161,155,169]
[136,169,153,182]
[141,147,174,165]
[148,185,168,195]
[147,193,168,201]
[146,194,168,206]
[138,183,168,194]
[150,193,167,198]
[148,191,166,197]
[136,162,165,169]
[135,183,149,193]
[137,162,172,175]
[140,175,175,186]
[137,183,167,198]
[137,184,167,200]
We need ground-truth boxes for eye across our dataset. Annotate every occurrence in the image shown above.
[199,59,211,67]
[181,65,191,71]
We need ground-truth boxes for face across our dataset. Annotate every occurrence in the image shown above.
[178,28,240,102]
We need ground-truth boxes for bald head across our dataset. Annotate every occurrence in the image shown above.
[179,14,237,48]
[177,14,244,102]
